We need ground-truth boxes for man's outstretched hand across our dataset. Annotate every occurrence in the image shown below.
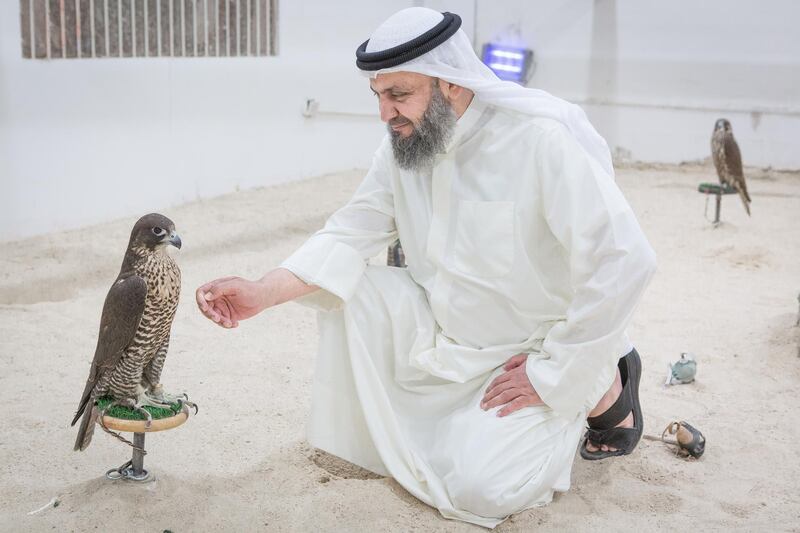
[195,276,268,329]
[481,353,544,417]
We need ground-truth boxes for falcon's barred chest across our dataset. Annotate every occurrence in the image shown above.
[98,246,181,399]
[712,134,729,177]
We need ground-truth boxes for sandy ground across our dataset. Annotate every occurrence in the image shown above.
[1,163,799,532]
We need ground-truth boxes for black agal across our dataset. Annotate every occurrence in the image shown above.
[356,12,462,71]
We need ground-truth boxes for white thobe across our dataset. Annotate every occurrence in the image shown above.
[280,98,657,528]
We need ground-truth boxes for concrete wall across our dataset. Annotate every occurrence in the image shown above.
[2,1,798,241]
[475,0,800,169]
[0,1,410,242]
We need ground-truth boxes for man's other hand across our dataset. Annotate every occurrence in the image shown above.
[480,353,544,416]
[195,276,268,329]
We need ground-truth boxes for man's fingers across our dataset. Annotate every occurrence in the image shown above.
[488,354,528,394]
[210,299,231,321]
[482,380,514,405]
[498,396,531,417]
[198,276,239,293]
[197,277,235,298]
[203,285,225,301]
[485,372,512,395]
[482,389,522,410]
[196,288,212,312]
[208,299,233,323]
[201,297,241,329]
[196,276,237,312]
[220,315,239,329]
[220,299,235,322]
[486,365,528,397]
[196,276,239,307]
[503,353,528,370]
[214,301,230,322]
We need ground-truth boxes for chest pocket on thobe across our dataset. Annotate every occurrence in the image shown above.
[453,200,516,278]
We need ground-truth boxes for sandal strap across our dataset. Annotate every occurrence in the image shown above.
[585,426,638,450]
[586,379,633,430]
[586,351,637,430]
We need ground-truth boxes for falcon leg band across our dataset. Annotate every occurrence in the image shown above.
[355,12,461,70]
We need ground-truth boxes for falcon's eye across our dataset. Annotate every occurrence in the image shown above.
[152,227,165,236]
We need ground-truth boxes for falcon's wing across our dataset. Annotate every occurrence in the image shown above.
[724,133,751,204]
[724,133,744,180]
[711,132,726,182]
[71,275,147,425]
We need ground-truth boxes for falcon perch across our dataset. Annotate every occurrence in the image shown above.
[72,213,191,451]
[711,118,751,215]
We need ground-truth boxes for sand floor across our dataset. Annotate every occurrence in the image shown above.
[1,163,799,532]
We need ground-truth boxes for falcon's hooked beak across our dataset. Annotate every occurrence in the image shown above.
[168,232,182,249]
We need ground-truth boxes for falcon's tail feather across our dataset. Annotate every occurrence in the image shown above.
[71,394,90,427]
[737,187,751,216]
[73,404,98,452]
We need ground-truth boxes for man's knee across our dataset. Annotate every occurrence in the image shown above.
[446,462,539,519]
[448,477,505,518]
[436,411,569,518]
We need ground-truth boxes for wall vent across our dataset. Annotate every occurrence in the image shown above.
[19,0,278,59]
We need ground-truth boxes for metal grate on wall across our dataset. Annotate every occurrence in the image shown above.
[19,0,278,59]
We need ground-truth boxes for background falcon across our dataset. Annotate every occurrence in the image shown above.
[711,118,752,215]
[71,213,183,451]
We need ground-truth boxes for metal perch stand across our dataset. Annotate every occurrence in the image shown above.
[698,182,738,225]
[101,404,191,483]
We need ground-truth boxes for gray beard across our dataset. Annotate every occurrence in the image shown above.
[388,86,457,172]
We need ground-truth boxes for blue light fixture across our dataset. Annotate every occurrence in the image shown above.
[481,43,533,83]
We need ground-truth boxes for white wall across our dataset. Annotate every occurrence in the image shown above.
[475,0,800,169]
[2,1,798,242]
[0,1,411,242]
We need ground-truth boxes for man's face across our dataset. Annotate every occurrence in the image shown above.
[370,72,437,138]
[370,71,458,171]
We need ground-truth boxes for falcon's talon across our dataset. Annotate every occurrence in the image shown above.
[145,388,197,415]
[170,398,182,414]
[132,404,154,426]
[141,393,173,408]
[99,399,153,426]
[186,400,199,415]
[176,397,199,415]
[147,387,190,405]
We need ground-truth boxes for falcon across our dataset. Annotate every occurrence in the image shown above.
[711,118,751,215]
[72,213,188,451]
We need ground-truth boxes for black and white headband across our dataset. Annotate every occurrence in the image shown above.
[355,12,462,71]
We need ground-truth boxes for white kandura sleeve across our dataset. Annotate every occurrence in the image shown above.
[525,124,657,419]
[280,141,397,308]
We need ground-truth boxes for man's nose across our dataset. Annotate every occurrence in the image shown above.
[378,97,398,123]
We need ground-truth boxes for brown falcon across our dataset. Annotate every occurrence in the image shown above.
[72,213,187,451]
[711,118,752,215]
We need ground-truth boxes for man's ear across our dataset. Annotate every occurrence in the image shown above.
[438,79,464,102]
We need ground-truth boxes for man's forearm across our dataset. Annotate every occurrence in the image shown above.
[258,267,320,308]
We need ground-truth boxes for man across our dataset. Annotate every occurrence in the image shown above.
[196,8,656,529]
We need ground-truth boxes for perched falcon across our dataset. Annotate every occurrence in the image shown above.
[72,213,186,451]
[711,118,751,215]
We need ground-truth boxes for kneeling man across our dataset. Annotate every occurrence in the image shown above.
[197,7,656,529]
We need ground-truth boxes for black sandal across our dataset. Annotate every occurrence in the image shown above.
[661,421,706,458]
[580,348,643,460]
